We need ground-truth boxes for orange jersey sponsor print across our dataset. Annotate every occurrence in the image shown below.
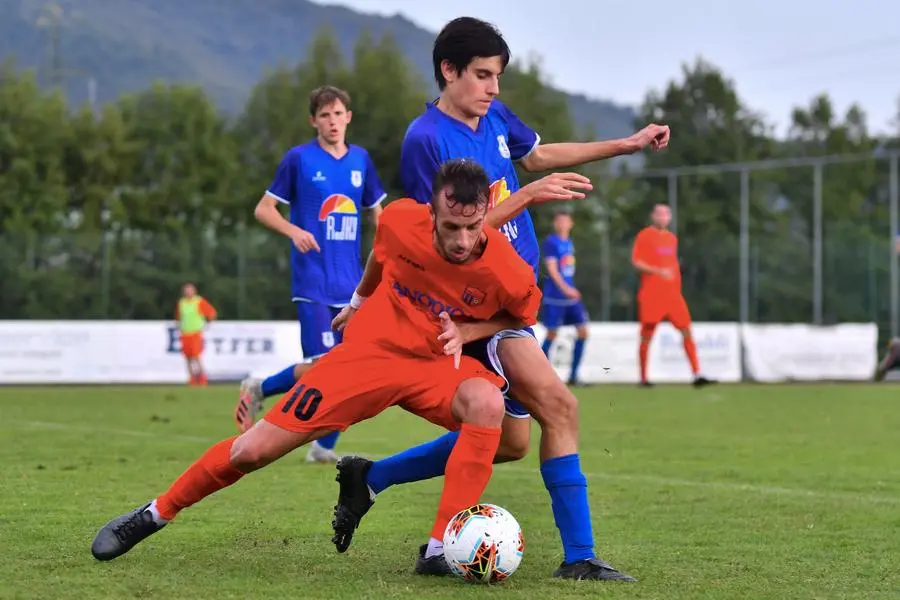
[343,199,541,358]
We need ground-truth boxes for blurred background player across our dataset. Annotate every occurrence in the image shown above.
[175,283,217,386]
[874,338,900,381]
[331,16,670,582]
[631,204,714,388]
[540,208,590,386]
[233,86,386,464]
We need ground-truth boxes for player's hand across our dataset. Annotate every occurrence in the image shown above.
[564,287,582,300]
[331,306,357,332]
[437,311,462,370]
[290,226,321,253]
[628,124,670,153]
[658,267,674,280]
[524,172,593,205]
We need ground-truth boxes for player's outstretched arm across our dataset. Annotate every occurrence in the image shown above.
[484,173,593,229]
[518,124,670,173]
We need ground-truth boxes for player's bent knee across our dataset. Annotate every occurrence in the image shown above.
[452,378,505,427]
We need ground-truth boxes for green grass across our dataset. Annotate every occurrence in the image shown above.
[2,384,898,599]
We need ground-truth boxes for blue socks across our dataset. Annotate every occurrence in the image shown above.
[541,337,553,356]
[316,431,340,450]
[367,435,597,565]
[540,454,596,564]
[571,338,586,382]
[366,431,459,494]
[260,364,298,398]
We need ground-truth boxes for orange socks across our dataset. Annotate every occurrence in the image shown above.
[155,437,245,520]
[639,323,656,383]
[683,336,700,375]
[430,423,501,540]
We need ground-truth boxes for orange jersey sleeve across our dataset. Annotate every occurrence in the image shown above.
[632,228,653,265]
[198,297,217,320]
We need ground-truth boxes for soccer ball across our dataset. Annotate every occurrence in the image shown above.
[442,503,524,583]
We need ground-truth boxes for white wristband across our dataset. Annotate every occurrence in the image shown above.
[350,291,367,309]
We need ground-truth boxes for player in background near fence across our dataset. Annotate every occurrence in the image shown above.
[175,283,217,386]
[631,204,714,388]
[233,86,386,464]
[873,338,900,381]
[540,208,590,386]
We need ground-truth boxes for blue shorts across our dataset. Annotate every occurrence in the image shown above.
[296,301,344,361]
[541,301,589,329]
[462,327,535,419]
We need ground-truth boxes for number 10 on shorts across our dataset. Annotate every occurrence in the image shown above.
[281,384,324,421]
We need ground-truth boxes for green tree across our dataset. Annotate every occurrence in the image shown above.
[0,61,71,318]
[103,82,243,319]
[777,95,882,326]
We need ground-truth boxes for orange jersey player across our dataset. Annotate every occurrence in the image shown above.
[631,204,714,388]
[175,283,217,386]
[90,159,542,567]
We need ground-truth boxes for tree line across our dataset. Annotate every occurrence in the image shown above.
[1,29,898,332]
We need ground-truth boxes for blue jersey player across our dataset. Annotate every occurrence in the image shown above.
[331,17,670,581]
[234,86,386,465]
[540,209,590,385]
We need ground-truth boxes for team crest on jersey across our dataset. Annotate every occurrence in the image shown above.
[497,135,511,159]
[351,170,363,188]
[462,286,486,306]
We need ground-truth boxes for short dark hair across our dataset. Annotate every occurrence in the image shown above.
[309,85,350,116]
[432,17,511,90]
[431,159,490,215]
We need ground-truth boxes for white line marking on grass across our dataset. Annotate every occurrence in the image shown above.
[21,420,900,506]
[499,465,900,506]
[26,420,212,444]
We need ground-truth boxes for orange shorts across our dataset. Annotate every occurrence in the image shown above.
[263,342,504,434]
[638,294,692,330]
[180,332,204,358]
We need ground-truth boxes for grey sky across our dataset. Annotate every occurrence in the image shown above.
[319,0,900,137]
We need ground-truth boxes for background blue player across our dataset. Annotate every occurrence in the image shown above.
[540,208,590,386]
[234,85,386,464]
[331,17,670,581]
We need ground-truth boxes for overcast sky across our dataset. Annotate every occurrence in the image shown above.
[319,0,900,136]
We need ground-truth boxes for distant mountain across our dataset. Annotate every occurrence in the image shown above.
[0,0,636,139]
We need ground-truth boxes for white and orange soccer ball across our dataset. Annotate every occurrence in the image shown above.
[442,503,524,583]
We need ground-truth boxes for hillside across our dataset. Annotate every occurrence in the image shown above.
[0,0,636,138]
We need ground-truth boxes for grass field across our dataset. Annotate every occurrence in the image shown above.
[2,383,898,599]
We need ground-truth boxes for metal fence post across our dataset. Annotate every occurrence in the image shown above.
[813,162,823,325]
[740,168,749,323]
[667,171,678,234]
[890,153,899,339]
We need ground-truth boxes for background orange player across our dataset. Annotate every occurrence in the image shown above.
[175,283,217,386]
[631,204,714,388]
